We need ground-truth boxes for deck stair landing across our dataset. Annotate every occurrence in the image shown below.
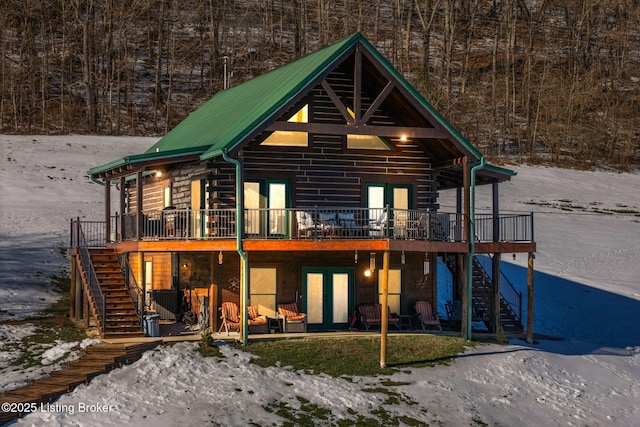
[83,249,144,339]
[0,341,160,425]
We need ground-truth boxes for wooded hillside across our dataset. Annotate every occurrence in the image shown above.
[2,1,639,168]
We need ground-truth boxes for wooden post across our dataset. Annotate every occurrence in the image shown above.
[460,254,469,339]
[492,183,500,242]
[380,251,389,369]
[136,170,143,241]
[209,284,215,332]
[75,269,83,322]
[105,178,111,242]
[526,252,535,344]
[492,253,501,334]
[83,287,89,328]
[119,176,126,240]
[70,257,77,319]
[461,158,471,339]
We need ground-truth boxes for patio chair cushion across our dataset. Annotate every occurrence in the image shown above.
[278,303,306,322]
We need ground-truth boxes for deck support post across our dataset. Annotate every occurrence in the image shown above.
[83,287,89,327]
[105,179,111,243]
[526,252,535,344]
[136,171,143,241]
[380,250,390,369]
[492,253,501,334]
[75,262,83,322]
[461,158,470,339]
[70,256,77,319]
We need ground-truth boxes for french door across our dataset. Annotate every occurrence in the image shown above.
[367,184,411,236]
[244,181,289,236]
[303,268,354,331]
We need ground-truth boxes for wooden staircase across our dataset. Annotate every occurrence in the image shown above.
[77,249,144,339]
[471,257,523,333]
[0,341,160,425]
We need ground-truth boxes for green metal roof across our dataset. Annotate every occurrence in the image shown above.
[89,32,512,179]
[146,33,361,161]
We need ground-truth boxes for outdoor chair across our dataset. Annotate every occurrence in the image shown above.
[296,211,321,238]
[415,301,442,332]
[368,211,388,237]
[277,302,307,333]
[357,303,399,330]
[218,301,240,335]
[218,302,269,335]
[338,212,361,236]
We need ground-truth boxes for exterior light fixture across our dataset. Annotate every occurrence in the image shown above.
[155,170,163,178]
[218,251,223,265]
[364,269,372,278]
[181,263,188,268]
[401,250,405,265]
[423,253,430,275]
[400,135,408,142]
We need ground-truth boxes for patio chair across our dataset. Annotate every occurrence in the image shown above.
[338,212,360,236]
[296,211,321,238]
[277,302,307,333]
[415,301,442,332]
[218,301,240,335]
[368,211,388,237]
[218,302,269,335]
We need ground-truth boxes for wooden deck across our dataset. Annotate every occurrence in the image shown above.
[0,341,160,425]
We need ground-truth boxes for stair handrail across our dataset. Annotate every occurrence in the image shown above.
[73,219,106,333]
[120,255,144,330]
[477,254,522,324]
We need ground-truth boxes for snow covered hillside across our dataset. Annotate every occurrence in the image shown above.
[1,135,639,426]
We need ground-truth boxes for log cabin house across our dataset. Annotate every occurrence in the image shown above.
[69,33,536,342]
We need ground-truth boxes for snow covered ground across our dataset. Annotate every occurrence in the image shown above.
[1,135,639,426]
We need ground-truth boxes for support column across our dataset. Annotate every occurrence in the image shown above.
[526,252,535,344]
[74,267,83,322]
[136,170,143,241]
[460,254,469,339]
[83,288,89,328]
[492,253,501,334]
[380,250,390,369]
[119,176,126,240]
[492,183,500,242]
[70,257,77,319]
[461,157,471,339]
[105,179,111,242]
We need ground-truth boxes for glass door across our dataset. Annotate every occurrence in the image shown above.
[244,181,289,237]
[366,184,411,237]
[303,268,354,331]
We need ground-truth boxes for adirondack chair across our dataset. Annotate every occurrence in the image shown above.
[415,301,442,332]
[357,303,400,330]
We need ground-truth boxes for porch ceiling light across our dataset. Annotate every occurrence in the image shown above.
[154,170,163,178]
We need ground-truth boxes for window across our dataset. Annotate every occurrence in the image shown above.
[346,107,392,151]
[261,105,309,147]
[379,269,402,314]
[250,268,277,317]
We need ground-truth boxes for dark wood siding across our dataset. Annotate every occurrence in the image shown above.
[243,69,439,211]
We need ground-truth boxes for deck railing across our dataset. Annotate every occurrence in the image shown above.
[72,208,534,244]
